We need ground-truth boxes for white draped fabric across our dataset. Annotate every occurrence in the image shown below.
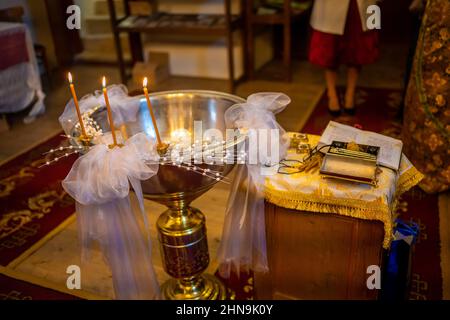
[59,84,142,136]
[217,93,290,278]
[62,133,160,299]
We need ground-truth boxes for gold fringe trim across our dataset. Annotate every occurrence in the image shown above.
[397,166,424,196]
[265,133,424,250]
[265,184,393,249]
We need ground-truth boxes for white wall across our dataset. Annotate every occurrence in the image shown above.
[143,31,273,80]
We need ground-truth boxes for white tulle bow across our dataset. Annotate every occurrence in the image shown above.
[63,132,160,299]
[59,84,142,136]
[217,92,290,278]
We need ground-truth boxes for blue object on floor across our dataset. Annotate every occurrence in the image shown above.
[381,219,419,301]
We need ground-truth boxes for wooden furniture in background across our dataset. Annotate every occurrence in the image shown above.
[107,0,247,93]
[255,202,385,299]
[0,6,45,129]
[245,0,310,81]
[0,5,51,85]
[44,0,83,67]
[0,6,24,22]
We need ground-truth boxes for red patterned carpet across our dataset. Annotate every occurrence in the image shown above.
[0,272,80,300]
[0,134,79,300]
[397,190,442,300]
[302,86,403,135]
[0,134,76,266]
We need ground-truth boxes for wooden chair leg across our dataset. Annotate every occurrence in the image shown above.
[240,0,248,83]
[227,36,235,93]
[36,44,51,86]
[115,32,127,84]
[107,0,127,84]
[283,21,292,82]
[225,0,235,93]
[0,114,10,133]
[43,49,51,85]
[283,0,292,82]
[129,32,143,63]
[246,0,255,80]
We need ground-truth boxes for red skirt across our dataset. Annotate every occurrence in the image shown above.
[309,0,379,69]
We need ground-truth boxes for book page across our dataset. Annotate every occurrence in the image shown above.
[358,133,403,170]
[319,121,360,145]
[318,121,403,170]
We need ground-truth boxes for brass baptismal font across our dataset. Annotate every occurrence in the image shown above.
[82,90,245,300]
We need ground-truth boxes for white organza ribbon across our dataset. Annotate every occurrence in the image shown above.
[62,133,160,299]
[58,84,141,136]
[217,92,290,278]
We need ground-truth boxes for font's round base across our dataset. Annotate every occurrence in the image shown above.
[162,274,227,300]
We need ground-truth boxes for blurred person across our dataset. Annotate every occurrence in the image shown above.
[309,0,380,116]
[397,0,426,121]
[402,0,449,193]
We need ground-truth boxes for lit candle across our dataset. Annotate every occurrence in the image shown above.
[102,76,118,147]
[143,77,169,155]
[68,72,87,138]
[143,77,162,145]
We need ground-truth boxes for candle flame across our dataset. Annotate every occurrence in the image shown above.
[102,76,106,88]
[68,72,73,84]
[143,77,148,88]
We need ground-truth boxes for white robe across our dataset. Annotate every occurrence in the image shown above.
[310,0,379,35]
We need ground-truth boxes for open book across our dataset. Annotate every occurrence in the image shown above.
[318,121,403,171]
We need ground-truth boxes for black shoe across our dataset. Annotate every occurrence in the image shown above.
[328,108,341,117]
[343,106,356,116]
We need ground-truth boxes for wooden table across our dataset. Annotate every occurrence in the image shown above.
[255,202,385,299]
[107,0,247,93]
[252,132,424,300]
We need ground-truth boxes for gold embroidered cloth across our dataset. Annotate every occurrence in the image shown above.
[264,134,423,248]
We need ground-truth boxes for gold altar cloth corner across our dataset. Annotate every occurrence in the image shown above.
[264,134,424,249]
